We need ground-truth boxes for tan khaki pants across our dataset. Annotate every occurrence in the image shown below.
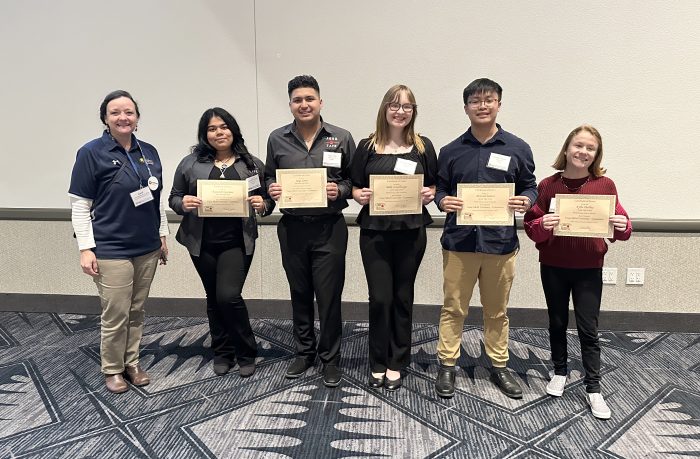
[94,249,160,374]
[437,249,517,367]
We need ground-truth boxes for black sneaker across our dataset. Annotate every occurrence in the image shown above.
[435,364,456,398]
[212,358,232,376]
[285,357,313,379]
[322,364,342,387]
[489,367,523,399]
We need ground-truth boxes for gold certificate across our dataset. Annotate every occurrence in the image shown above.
[276,168,327,209]
[554,194,615,238]
[369,174,423,216]
[197,179,249,217]
[457,183,514,226]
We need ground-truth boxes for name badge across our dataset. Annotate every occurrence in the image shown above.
[549,199,556,213]
[130,187,154,207]
[246,175,261,192]
[394,158,417,175]
[487,152,511,171]
[322,151,342,168]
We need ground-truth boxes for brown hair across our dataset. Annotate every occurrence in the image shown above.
[552,124,606,177]
[368,84,425,153]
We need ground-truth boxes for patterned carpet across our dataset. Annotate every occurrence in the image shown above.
[0,311,697,458]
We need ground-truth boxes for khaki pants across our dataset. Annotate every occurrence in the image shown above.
[437,249,517,367]
[94,249,160,374]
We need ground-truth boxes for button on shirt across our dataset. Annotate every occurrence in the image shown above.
[436,125,537,254]
[264,119,356,216]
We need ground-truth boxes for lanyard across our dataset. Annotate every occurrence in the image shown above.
[124,139,153,188]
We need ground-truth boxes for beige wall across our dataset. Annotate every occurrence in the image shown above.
[1,220,697,314]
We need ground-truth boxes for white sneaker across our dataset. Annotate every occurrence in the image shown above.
[586,392,612,419]
[546,374,567,397]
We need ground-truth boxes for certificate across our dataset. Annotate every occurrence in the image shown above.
[276,168,327,209]
[369,174,423,216]
[554,194,615,238]
[456,183,514,226]
[197,179,249,217]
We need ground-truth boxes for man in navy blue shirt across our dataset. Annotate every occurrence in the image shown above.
[434,78,537,399]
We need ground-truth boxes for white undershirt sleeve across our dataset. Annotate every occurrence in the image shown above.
[69,195,96,251]
[159,200,170,237]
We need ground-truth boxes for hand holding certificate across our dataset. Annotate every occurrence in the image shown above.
[197,179,249,217]
[276,168,327,209]
[369,174,423,216]
[554,194,615,238]
[456,183,514,225]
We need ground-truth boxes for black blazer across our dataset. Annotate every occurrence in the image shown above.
[169,153,274,256]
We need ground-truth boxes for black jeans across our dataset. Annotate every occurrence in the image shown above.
[540,264,603,393]
[360,227,426,373]
[191,242,257,366]
[277,214,347,365]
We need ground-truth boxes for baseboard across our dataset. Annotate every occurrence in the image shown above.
[0,293,697,333]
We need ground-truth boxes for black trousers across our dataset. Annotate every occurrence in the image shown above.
[360,227,426,373]
[277,214,347,365]
[191,242,257,366]
[540,264,603,393]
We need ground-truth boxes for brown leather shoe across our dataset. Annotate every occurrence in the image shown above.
[105,374,129,394]
[124,365,151,386]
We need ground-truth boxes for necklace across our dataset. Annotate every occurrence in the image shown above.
[560,174,589,192]
[214,155,235,178]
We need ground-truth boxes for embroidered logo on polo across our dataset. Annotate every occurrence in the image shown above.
[324,137,340,150]
[112,159,121,166]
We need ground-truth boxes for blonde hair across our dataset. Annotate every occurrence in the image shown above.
[552,124,607,177]
[368,84,425,153]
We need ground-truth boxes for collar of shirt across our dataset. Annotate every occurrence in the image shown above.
[283,117,339,142]
[101,130,139,153]
[461,123,507,147]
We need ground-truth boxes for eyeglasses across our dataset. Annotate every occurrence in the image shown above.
[387,102,416,113]
[467,97,499,108]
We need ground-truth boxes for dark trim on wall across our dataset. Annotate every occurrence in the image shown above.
[1,208,699,232]
[1,293,697,333]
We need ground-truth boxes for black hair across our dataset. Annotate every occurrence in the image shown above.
[462,78,503,105]
[287,75,320,98]
[99,90,140,125]
[193,107,255,170]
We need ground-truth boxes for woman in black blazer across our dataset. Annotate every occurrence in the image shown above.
[169,107,274,377]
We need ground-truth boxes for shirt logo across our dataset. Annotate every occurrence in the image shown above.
[325,136,339,150]
[112,159,121,166]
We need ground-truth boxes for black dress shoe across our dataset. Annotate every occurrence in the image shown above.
[213,358,231,376]
[368,374,384,388]
[435,364,456,398]
[384,375,402,391]
[239,363,256,378]
[285,357,313,379]
[322,364,342,387]
[490,367,523,399]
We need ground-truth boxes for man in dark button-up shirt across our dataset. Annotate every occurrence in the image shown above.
[264,75,356,387]
[433,78,537,400]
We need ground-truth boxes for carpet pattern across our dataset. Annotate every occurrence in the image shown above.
[0,312,697,458]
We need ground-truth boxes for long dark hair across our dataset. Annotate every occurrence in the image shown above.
[193,107,255,170]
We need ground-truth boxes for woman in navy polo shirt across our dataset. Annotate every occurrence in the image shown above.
[69,90,169,394]
[169,108,273,378]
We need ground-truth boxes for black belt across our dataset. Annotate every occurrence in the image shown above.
[282,213,341,223]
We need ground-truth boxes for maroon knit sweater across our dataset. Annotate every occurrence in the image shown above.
[524,172,632,268]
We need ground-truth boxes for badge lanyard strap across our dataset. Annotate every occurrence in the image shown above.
[124,139,153,188]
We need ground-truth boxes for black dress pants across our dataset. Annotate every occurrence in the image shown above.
[191,241,257,366]
[360,227,426,373]
[277,214,347,365]
[540,264,603,393]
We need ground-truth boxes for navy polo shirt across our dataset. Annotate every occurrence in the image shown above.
[69,131,163,259]
[436,125,537,254]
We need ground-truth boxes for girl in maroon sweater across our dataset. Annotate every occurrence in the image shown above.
[524,125,632,420]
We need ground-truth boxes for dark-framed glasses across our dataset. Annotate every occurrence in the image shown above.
[467,97,499,108]
[387,102,416,113]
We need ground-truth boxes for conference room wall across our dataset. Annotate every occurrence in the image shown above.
[1,220,697,315]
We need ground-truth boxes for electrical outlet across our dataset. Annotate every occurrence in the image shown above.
[626,268,645,285]
[602,267,617,284]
